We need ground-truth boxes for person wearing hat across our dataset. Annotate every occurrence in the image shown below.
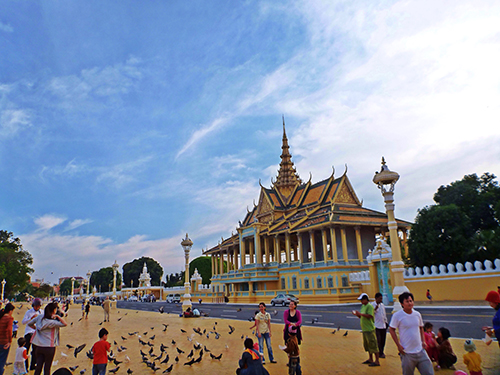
[463,339,482,375]
[483,290,500,348]
[352,293,380,367]
[22,298,43,371]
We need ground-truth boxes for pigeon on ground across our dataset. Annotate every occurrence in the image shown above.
[159,306,164,314]
[175,356,179,363]
[273,310,278,316]
[114,341,118,345]
[311,318,319,324]
[187,350,193,358]
[79,370,86,375]
[236,308,242,312]
[193,343,201,350]
[160,354,170,364]
[150,335,155,340]
[121,336,127,341]
[184,358,196,366]
[163,327,167,332]
[117,317,123,322]
[127,369,133,374]
[228,325,235,334]
[180,329,186,333]
[108,366,120,374]
[171,340,176,345]
[66,344,74,349]
[176,347,184,354]
[86,350,94,360]
[204,345,210,352]
[163,364,173,373]
[113,359,122,366]
[69,365,79,371]
[343,331,348,337]
[61,352,68,357]
[210,353,222,360]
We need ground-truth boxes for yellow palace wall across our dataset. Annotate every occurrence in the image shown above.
[404,273,500,302]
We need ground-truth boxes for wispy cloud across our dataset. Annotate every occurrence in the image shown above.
[65,219,93,231]
[34,215,67,232]
[0,109,31,136]
[0,21,13,33]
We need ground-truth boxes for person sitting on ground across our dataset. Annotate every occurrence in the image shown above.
[237,338,269,375]
[183,307,194,318]
[463,339,482,375]
[436,327,457,369]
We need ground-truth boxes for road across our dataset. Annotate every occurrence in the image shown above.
[116,301,494,340]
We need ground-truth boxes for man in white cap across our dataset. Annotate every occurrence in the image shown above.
[352,293,380,367]
[22,298,43,371]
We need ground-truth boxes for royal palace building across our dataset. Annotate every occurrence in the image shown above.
[203,121,411,304]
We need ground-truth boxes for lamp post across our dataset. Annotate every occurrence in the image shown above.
[71,277,75,302]
[373,157,409,311]
[181,233,193,312]
[112,260,119,300]
[1,279,6,301]
[86,271,91,301]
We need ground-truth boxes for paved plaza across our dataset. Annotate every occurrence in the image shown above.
[6,303,500,374]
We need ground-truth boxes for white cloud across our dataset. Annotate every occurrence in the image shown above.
[0,109,31,136]
[0,21,13,33]
[65,219,93,231]
[34,215,67,231]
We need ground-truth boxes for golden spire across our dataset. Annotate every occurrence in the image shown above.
[274,116,302,197]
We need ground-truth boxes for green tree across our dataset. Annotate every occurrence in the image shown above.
[123,257,163,287]
[33,283,54,298]
[0,230,33,298]
[189,256,212,285]
[59,278,81,295]
[409,173,500,266]
[89,267,122,293]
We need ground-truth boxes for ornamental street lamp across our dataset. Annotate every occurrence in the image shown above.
[373,157,409,311]
[86,271,92,300]
[1,279,6,301]
[112,260,119,300]
[181,233,193,312]
[71,277,75,302]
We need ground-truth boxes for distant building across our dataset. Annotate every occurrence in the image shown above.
[204,119,411,304]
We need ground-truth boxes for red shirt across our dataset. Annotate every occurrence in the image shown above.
[92,339,111,365]
[0,314,13,345]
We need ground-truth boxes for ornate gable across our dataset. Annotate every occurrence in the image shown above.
[333,176,361,205]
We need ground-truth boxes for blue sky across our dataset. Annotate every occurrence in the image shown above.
[1,1,499,284]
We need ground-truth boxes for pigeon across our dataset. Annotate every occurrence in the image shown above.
[311,318,319,324]
[215,333,220,340]
[176,347,184,354]
[149,335,155,340]
[187,350,194,358]
[174,356,179,363]
[236,308,242,312]
[143,331,148,335]
[151,364,161,372]
[108,366,120,374]
[161,354,170,364]
[149,347,154,355]
[193,355,202,364]
[331,330,336,334]
[337,326,341,332]
[113,359,123,366]
[240,335,244,339]
[228,325,235,334]
[117,317,123,322]
[343,331,348,337]
[273,310,278,316]
[151,327,155,330]
[140,350,148,357]
[163,327,167,332]
[204,346,210,352]
[162,324,169,328]
[69,365,79,371]
[171,340,176,345]
[79,370,86,375]
[125,355,131,362]
[70,322,74,326]
[193,343,201,350]
[121,336,127,341]
[160,344,168,352]
[86,350,94,360]
[127,332,135,336]
[147,341,154,347]
[78,317,83,322]
[61,352,68,357]
[114,341,118,345]
[98,322,103,326]
[66,344,74,349]
[127,369,133,374]
[210,353,222,360]
[180,329,186,333]
[159,306,164,314]
[163,364,173,373]
[184,358,196,366]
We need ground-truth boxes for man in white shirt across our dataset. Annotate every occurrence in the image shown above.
[389,292,434,375]
[372,292,388,358]
[22,298,43,371]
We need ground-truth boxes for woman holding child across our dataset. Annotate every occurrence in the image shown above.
[283,301,302,345]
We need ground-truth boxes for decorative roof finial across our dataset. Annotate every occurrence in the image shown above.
[381,157,386,166]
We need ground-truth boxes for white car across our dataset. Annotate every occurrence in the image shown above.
[128,295,138,302]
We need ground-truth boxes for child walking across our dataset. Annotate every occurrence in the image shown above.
[13,337,28,375]
[91,328,111,375]
[12,320,19,338]
[423,322,439,367]
[463,339,482,375]
[283,325,301,375]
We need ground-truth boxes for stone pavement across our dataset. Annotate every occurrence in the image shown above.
[6,302,500,374]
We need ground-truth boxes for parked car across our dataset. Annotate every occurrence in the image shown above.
[166,294,175,303]
[128,295,138,302]
[270,293,299,306]
[172,294,181,303]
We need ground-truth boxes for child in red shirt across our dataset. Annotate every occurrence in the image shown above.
[92,328,111,375]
